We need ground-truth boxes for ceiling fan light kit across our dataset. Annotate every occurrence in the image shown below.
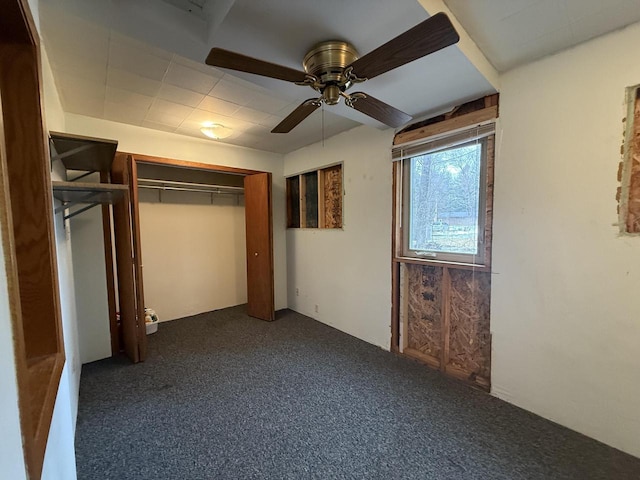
[200,123,233,139]
[205,12,460,134]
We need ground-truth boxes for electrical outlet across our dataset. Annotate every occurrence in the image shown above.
[296,288,299,296]
[314,304,319,313]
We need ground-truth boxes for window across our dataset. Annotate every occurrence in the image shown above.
[287,164,342,229]
[396,125,494,266]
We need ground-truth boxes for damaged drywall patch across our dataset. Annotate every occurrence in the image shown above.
[618,85,640,234]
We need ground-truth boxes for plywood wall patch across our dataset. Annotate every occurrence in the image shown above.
[619,86,640,233]
[406,263,442,362]
[447,269,491,382]
[323,165,342,228]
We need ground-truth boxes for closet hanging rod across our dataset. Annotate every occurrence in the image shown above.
[138,185,243,195]
[137,177,244,194]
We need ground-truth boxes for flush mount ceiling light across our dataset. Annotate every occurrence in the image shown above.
[200,123,232,139]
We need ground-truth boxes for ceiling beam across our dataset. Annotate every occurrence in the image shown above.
[417,0,499,90]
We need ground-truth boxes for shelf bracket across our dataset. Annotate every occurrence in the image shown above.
[50,143,96,162]
[68,170,96,182]
[55,191,101,214]
[63,202,101,221]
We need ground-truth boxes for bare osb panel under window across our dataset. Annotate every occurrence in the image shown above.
[448,269,491,386]
[619,86,640,233]
[405,264,442,365]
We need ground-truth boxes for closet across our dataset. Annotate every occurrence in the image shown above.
[111,153,274,363]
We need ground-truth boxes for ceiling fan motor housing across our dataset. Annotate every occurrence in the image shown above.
[303,41,359,104]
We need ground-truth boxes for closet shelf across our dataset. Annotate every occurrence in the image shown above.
[49,131,118,174]
[137,178,244,195]
[52,181,128,220]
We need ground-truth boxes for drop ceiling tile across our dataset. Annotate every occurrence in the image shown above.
[105,86,154,110]
[40,14,110,63]
[109,31,174,60]
[63,94,104,118]
[55,71,105,102]
[233,106,272,123]
[107,68,162,97]
[242,123,271,136]
[248,92,293,114]
[182,108,226,125]
[48,55,107,84]
[209,78,259,106]
[141,120,179,134]
[145,99,193,127]
[104,101,147,125]
[164,62,219,94]
[174,125,210,139]
[198,95,242,116]
[158,83,205,107]
[172,55,225,77]
[221,73,264,92]
[258,114,285,128]
[276,101,304,117]
[108,41,171,81]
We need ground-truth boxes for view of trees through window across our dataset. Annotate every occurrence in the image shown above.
[408,140,483,256]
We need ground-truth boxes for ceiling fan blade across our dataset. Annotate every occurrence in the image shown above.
[206,48,309,83]
[271,99,322,133]
[346,93,412,128]
[348,12,459,80]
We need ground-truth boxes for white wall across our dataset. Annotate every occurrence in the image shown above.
[69,189,112,364]
[63,114,287,313]
[284,126,395,350]
[138,189,247,321]
[491,23,640,458]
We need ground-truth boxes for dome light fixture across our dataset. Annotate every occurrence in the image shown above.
[200,122,232,139]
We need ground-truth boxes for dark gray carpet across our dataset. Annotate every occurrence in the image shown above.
[75,306,640,480]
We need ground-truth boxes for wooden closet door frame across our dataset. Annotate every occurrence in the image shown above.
[109,152,275,357]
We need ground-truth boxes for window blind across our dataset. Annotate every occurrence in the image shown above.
[392,122,495,162]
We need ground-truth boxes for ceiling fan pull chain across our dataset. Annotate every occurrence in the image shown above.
[322,103,325,147]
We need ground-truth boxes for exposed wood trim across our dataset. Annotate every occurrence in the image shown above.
[483,135,495,267]
[0,1,65,476]
[393,105,498,146]
[128,153,262,176]
[390,161,401,352]
[129,156,147,361]
[299,174,307,228]
[403,347,441,369]
[445,363,490,391]
[441,267,451,372]
[393,256,491,273]
[317,169,325,228]
[100,171,119,356]
[400,264,409,353]
[111,154,140,363]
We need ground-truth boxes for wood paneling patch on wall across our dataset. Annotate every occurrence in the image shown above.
[448,269,491,385]
[406,264,442,364]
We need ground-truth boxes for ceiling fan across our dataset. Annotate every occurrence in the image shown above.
[205,13,460,133]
